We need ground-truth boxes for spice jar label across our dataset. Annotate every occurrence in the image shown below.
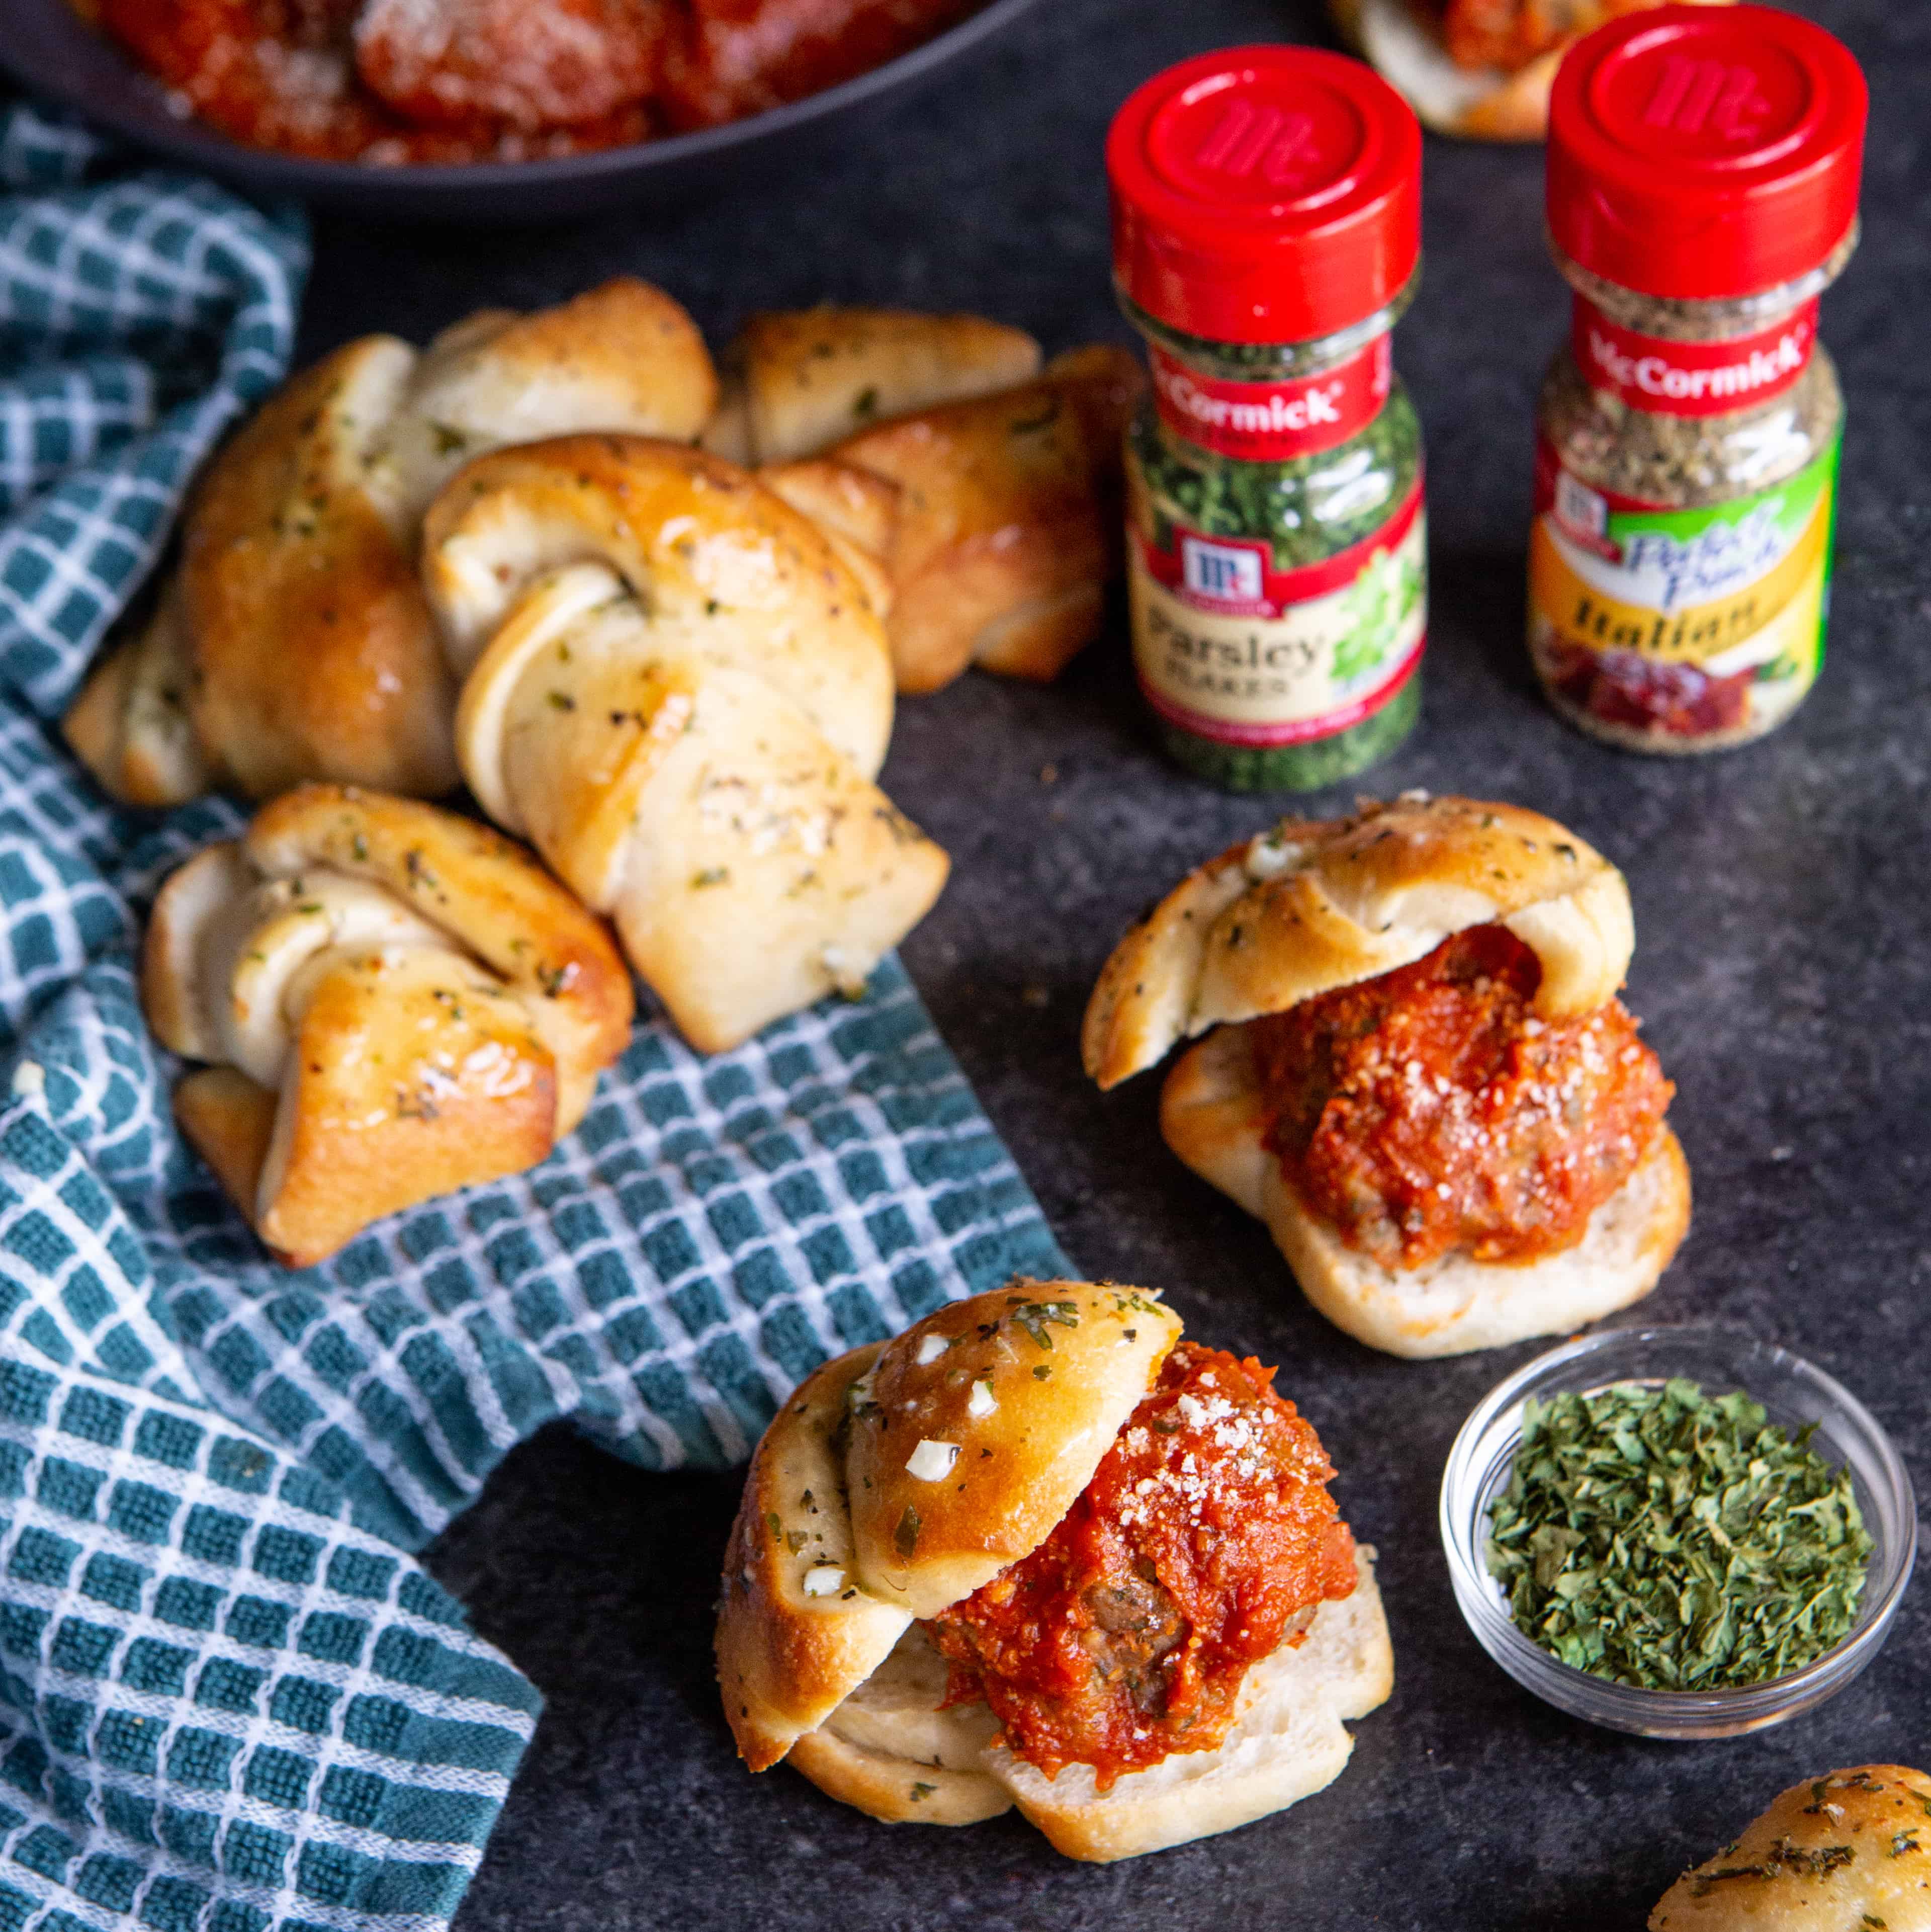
[1571,296,1820,418]
[1528,434,1841,744]
[1130,481,1425,747]
[1149,336,1392,461]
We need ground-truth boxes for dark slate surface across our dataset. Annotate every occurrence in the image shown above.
[296,1,1931,1924]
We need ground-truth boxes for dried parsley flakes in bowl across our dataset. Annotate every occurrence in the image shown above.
[1439,1329,1916,1740]
[1485,1379,1871,1692]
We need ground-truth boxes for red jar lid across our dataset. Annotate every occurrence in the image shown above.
[1548,4,1867,301]
[1107,45,1421,345]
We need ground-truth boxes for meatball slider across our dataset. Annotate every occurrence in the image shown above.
[1328,0,1734,143]
[717,1281,1391,1862]
[1084,795,1689,1359]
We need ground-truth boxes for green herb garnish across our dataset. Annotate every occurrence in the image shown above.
[1007,1298,1078,1353]
[1485,1378,1872,1692]
[1690,1839,1856,1898]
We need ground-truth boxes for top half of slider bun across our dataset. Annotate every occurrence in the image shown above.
[843,1281,1184,1620]
[1084,792,1637,1093]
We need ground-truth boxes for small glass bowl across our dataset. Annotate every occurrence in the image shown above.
[1439,1326,1917,1739]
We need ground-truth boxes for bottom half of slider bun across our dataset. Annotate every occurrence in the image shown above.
[715,1282,1392,1862]
[1164,1020,1691,1361]
[787,1545,1389,1861]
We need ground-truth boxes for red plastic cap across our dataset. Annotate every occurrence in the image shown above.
[1108,46,1421,344]
[1548,4,1867,301]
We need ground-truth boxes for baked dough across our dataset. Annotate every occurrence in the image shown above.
[700,305,1042,466]
[716,1281,1393,1860]
[1650,1766,1931,1931]
[1083,793,1636,1092]
[65,278,716,806]
[144,784,632,1267]
[762,346,1143,693]
[420,438,948,1054]
[420,432,894,778]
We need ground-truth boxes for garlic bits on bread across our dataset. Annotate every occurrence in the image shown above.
[1330,0,1734,142]
[700,305,1044,468]
[65,278,716,807]
[419,434,949,1054]
[144,784,632,1267]
[717,1281,1391,1861]
[1650,1766,1931,1930]
[762,346,1143,694]
[699,303,1142,694]
[1084,795,1689,1359]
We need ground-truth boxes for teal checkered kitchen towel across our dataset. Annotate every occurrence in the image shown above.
[0,97,1072,1932]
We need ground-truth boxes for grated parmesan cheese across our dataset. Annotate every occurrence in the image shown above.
[906,1440,960,1481]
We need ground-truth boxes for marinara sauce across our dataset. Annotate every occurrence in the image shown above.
[923,1341,1357,1789]
[1250,924,1672,1271]
[94,0,978,164]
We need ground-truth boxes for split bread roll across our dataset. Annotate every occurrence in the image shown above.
[1085,792,1639,1089]
[420,433,893,775]
[718,1281,1393,1861]
[1083,794,1690,1358]
[65,278,716,807]
[144,784,633,1267]
[700,305,1043,467]
[420,436,949,1054]
[1330,0,1734,142]
[1650,1765,1931,1930]
[762,346,1144,693]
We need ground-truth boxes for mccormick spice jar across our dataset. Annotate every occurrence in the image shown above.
[1106,47,1425,791]
[1531,5,1868,752]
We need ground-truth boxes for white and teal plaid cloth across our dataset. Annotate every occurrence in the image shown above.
[0,97,1071,1932]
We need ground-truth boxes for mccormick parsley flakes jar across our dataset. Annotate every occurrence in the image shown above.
[1107,46,1426,791]
[1531,5,1868,752]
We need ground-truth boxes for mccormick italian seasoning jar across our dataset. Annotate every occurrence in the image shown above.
[1531,5,1868,752]
[1106,46,1426,791]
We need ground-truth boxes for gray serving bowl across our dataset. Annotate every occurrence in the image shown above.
[1440,1325,1916,1740]
[0,0,1046,220]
